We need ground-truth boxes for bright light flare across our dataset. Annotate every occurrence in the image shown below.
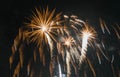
[81,30,93,51]
[63,37,74,47]
[41,25,49,32]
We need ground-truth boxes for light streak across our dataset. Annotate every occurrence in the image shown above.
[112,25,120,39]
[100,19,110,34]
[87,58,96,77]
[58,63,62,77]
[96,52,101,64]
[111,55,114,63]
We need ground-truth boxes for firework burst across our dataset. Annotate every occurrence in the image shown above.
[80,25,96,63]
[10,7,63,77]
[10,7,120,77]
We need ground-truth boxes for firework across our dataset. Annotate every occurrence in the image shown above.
[80,25,96,63]
[10,7,63,77]
[10,7,120,77]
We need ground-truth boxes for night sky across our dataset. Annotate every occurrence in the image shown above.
[0,0,120,77]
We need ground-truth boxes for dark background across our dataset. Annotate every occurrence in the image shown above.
[0,0,120,77]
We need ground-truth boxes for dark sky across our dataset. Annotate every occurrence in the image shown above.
[0,0,120,77]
